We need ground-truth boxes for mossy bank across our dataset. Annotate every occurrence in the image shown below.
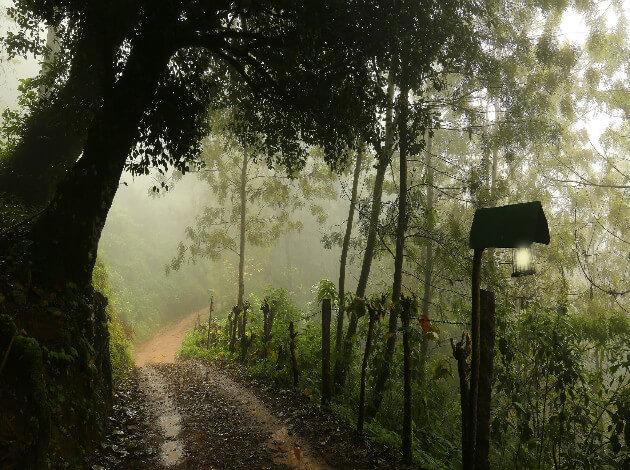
[0,273,113,468]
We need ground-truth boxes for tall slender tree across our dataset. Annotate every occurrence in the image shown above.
[335,144,364,354]
[417,132,434,389]
[168,115,334,310]
[369,62,412,418]
[332,73,395,391]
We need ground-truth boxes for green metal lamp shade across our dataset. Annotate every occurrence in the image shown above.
[469,201,550,249]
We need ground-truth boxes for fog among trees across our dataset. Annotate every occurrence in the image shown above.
[0,1,628,468]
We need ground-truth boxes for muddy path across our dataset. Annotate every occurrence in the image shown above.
[93,310,408,470]
[134,309,204,366]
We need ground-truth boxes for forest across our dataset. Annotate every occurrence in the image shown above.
[0,0,628,469]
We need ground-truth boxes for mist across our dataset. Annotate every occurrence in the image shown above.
[1,1,628,468]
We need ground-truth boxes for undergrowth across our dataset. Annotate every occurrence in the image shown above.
[92,260,134,383]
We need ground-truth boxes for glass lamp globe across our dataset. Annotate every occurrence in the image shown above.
[512,246,535,277]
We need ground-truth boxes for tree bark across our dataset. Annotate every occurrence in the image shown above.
[321,298,332,406]
[474,289,495,470]
[368,73,410,419]
[237,150,248,309]
[26,11,177,287]
[417,133,434,389]
[336,145,364,356]
[357,304,377,435]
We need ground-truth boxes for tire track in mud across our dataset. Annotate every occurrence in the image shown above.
[138,366,185,467]
[193,360,330,470]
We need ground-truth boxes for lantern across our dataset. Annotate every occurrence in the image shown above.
[512,246,535,277]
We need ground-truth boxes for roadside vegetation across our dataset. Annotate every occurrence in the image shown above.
[180,281,630,469]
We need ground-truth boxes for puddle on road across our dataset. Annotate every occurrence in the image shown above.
[139,366,185,466]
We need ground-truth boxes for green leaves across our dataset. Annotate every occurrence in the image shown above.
[316,279,337,303]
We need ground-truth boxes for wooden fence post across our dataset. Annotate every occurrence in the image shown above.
[240,304,248,361]
[261,298,274,357]
[321,298,332,406]
[206,298,213,347]
[357,303,378,435]
[229,306,239,352]
[475,289,496,470]
[288,321,299,389]
[452,332,471,468]
[401,297,413,464]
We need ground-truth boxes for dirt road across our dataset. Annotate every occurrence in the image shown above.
[134,309,204,366]
[93,311,407,470]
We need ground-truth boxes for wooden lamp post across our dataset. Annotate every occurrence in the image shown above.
[465,201,550,469]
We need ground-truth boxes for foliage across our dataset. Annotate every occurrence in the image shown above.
[492,307,630,468]
[92,260,133,382]
[316,278,337,303]
[168,114,336,272]
[179,274,630,468]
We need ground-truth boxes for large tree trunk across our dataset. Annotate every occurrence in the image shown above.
[417,133,434,390]
[368,75,410,419]
[237,150,249,309]
[26,15,176,287]
[335,144,363,355]
[0,10,131,207]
